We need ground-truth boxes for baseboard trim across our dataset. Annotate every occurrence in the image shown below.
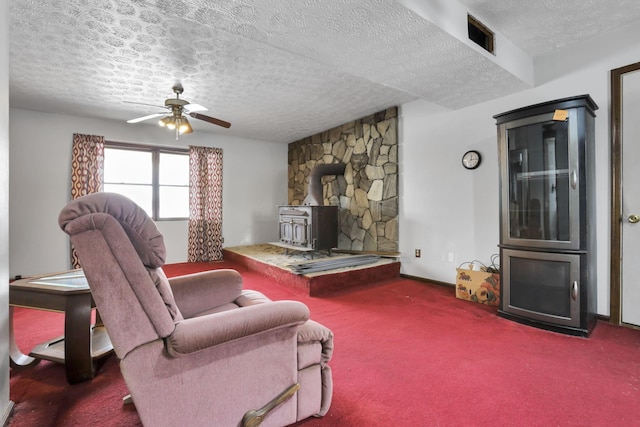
[1,401,15,427]
[400,273,455,288]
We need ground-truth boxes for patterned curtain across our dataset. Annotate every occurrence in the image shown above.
[70,133,105,268]
[188,146,224,262]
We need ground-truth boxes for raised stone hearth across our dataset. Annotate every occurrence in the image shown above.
[288,107,398,252]
[223,244,400,296]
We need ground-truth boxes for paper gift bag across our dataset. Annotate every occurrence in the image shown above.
[456,264,501,307]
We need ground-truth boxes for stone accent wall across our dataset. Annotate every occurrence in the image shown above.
[288,107,398,252]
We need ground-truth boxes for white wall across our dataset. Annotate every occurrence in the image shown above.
[399,24,640,316]
[9,109,287,277]
[1,0,13,422]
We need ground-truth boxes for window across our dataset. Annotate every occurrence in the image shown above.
[104,143,189,220]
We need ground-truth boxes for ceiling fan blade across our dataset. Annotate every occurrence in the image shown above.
[124,100,168,109]
[127,113,166,124]
[183,103,207,113]
[189,112,231,128]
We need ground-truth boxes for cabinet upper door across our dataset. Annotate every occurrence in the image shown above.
[499,110,582,250]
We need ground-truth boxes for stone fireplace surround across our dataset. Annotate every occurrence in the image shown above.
[288,107,398,252]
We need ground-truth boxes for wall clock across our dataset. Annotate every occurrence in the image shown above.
[462,150,481,170]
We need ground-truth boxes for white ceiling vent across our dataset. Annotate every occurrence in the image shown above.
[468,14,495,54]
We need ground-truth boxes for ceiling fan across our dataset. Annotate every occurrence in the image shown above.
[126,85,231,139]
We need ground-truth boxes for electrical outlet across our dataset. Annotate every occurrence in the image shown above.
[415,249,421,258]
[447,252,454,262]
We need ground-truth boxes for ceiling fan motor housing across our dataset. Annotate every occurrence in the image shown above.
[165,98,188,107]
[165,98,188,116]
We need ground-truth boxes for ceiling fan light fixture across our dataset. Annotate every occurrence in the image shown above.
[159,116,173,128]
[178,116,193,134]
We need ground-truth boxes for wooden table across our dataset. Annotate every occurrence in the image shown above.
[9,270,113,384]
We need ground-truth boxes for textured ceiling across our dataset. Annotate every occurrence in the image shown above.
[9,0,640,143]
[457,0,640,57]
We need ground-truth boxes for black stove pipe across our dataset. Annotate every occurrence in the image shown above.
[302,162,346,206]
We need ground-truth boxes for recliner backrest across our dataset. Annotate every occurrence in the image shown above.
[59,193,183,358]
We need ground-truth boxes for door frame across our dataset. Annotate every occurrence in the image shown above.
[609,61,640,327]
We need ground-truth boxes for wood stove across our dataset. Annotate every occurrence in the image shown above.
[277,162,344,252]
[278,205,338,251]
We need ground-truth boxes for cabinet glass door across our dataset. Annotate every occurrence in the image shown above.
[502,248,581,328]
[500,112,580,249]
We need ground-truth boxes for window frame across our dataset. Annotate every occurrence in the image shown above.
[104,141,189,221]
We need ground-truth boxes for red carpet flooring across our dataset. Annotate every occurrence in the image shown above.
[8,261,640,426]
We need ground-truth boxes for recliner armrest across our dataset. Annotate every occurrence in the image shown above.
[297,319,334,364]
[235,289,272,307]
[166,300,310,356]
[169,269,243,319]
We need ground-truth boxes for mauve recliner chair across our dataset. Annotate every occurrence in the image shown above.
[58,192,333,427]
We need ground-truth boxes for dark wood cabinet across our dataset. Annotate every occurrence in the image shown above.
[494,95,598,336]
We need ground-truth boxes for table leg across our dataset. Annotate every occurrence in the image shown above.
[64,292,95,383]
[95,308,104,327]
[8,306,40,369]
